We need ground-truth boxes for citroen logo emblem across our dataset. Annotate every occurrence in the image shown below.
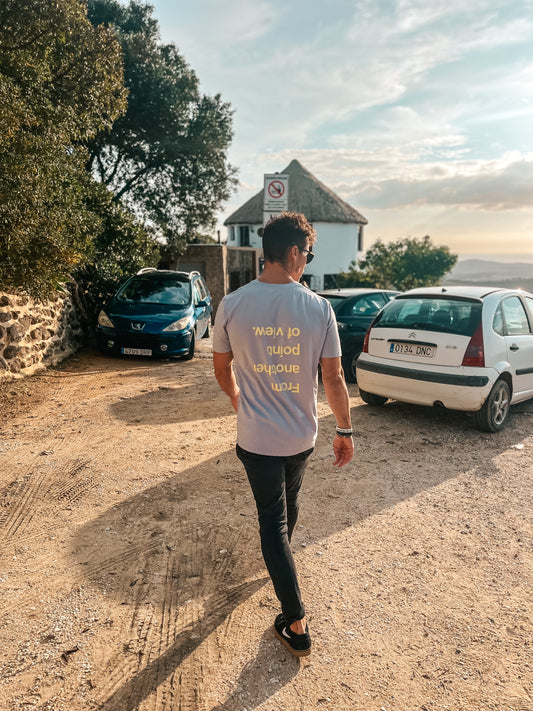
[408,331,417,339]
[131,322,145,331]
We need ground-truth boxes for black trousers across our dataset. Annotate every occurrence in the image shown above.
[236,444,313,625]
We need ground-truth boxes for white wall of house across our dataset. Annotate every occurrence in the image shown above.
[227,224,262,248]
[305,222,363,290]
[226,221,363,291]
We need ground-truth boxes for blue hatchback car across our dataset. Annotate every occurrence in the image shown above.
[96,269,212,360]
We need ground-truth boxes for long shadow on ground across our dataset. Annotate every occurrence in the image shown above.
[71,388,529,710]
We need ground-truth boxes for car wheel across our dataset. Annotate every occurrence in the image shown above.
[359,388,388,406]
[182,331,195,361]
[473,378,511,432]
[343,351,360,383]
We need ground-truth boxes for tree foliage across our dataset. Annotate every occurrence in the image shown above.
[73,184,160,324]
[0,0,127,296]
[86,0,237,258]
[338,236,458,291]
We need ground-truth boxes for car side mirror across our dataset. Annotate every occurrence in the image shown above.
[196,299,208,308]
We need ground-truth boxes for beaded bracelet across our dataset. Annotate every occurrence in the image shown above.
[335,426,353,437]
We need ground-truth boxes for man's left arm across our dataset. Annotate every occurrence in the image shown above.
[320,356,354,468]
[213,351,240,412]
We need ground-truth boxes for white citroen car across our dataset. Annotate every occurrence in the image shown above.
[356,286,533,432]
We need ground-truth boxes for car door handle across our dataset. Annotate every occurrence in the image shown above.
[510,344,519,351]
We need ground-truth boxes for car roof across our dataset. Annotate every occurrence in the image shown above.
[398,285,533,300]
[134,269,198,280]
[318,288,399,297]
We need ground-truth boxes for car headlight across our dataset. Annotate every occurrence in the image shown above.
[98,310,114,328]
[163,315,193,332]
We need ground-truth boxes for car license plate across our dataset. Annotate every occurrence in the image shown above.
[390,342,435,358]
[122,347,152,356]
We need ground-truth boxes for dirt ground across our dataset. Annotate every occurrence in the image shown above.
[0,338,532,711]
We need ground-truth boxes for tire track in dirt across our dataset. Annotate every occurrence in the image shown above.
[82,540,165,590]
[92,520,260,710]
[0,454,102,617]
[162,540,208,711]
[91,551,177,709]
[0,361,123,557]
[93,543,204,709]
[0,469,52,541]
[0,458,96,549]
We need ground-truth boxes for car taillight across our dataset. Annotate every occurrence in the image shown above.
[362,327,371,353]
[462,322,485,367]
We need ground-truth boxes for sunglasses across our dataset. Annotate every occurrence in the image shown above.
[299,247,315,264]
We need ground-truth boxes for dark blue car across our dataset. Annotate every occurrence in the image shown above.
[319,288,400,382]
[96,269,212,360]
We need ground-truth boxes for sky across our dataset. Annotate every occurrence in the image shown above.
[150,0,533,259]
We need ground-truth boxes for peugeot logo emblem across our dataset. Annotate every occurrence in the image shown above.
[131,321,145,331]
[408,331,417,339]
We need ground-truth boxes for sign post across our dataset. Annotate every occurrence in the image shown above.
[263,173,289,226]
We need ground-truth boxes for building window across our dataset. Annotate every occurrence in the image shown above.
[229,226,235,242]
[239,225,250,246]
[357,225,364,252]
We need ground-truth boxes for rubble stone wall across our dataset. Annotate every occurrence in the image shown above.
[0,291,83,381]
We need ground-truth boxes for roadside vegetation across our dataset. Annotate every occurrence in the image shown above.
[0,0,236,322]
[336,236,458,291]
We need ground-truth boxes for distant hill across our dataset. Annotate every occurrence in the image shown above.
[442,259,533,292]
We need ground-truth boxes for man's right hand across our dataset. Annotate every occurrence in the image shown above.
[332,433,354,468]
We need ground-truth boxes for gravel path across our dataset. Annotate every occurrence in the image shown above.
[0,345,532,711]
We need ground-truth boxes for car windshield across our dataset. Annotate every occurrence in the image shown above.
[374,296,482,336]
[116,275,191,306]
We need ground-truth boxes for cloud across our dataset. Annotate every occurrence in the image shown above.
[245,148,533,211]
[158,0,533,158]
[343,155,533,211]
[197,0,277,45]
[153,0,533,247]
[216,1,533,156]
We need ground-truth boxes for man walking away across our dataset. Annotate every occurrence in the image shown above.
[213,212,354,657]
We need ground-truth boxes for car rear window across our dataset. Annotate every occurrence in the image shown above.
[321,295,346,313]
[116,275,191,305]
[338,293,388,317]
[373,296,482,336]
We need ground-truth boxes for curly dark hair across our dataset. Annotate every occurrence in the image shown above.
[262,212,316,263]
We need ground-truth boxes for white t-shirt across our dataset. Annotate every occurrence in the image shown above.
[213,280,341,456]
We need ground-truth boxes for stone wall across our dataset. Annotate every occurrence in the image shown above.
[0,291,84,381]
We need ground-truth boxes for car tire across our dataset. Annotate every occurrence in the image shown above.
[343,351,360,383]
[473,378,511,432]
[182,331,195,361]
[359,388,388,406]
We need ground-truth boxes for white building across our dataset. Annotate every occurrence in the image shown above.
[224,159,367,291]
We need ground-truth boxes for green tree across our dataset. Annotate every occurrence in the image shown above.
[86,0,237,259]
[0,0,127,296]
[72,184,160,324]
[339,236,458,290]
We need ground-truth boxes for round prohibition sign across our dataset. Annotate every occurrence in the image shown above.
[267,180,286,199]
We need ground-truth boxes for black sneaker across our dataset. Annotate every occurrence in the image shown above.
[274,613,311,657]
